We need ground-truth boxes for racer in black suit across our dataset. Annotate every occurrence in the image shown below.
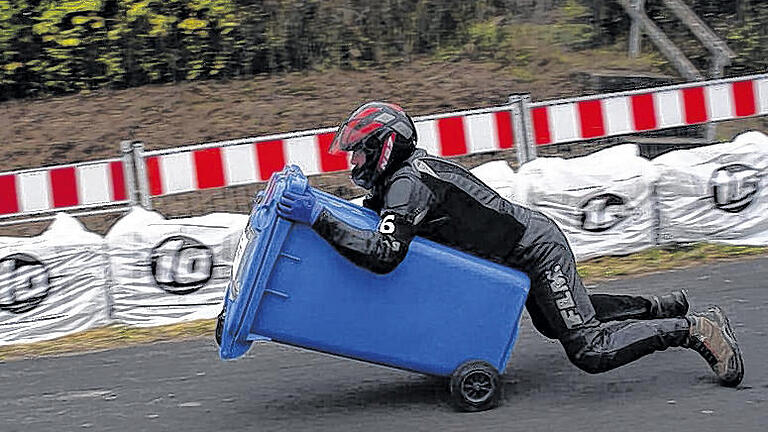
[276,102,744,385]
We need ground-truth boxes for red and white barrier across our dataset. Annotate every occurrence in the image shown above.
[142,74,767,198]
[529,75,768,146]
[2,74,766,211]
[142,108,515,196]
[0,160,129,217]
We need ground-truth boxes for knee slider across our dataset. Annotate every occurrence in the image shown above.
[567,349,613,374]
[562,335,614,374]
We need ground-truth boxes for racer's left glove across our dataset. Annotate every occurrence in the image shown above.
[276,189,324,225]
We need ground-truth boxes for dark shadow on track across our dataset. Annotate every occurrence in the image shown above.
[230,375,453,420]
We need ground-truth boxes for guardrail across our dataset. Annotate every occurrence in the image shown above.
[5,130,768,343]
[528,73,767,146]
[1,73,766,223]
[0,142,137,225]
[136,105,517,199]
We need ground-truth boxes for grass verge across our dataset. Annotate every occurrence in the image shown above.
[2,243,767,362]
[0,319,216,362]
[577,243,768,281]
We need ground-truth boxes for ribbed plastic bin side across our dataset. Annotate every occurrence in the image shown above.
[219,167,305,359]
[221,166,530,378]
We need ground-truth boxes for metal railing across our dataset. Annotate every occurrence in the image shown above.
[1,73,766,227]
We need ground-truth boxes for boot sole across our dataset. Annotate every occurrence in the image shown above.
[709,306,744,387]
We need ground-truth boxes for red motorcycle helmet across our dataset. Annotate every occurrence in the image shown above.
[329,102,417,189]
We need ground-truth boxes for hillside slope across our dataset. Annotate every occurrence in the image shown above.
[2,47,765,238]
[1,51,662,172]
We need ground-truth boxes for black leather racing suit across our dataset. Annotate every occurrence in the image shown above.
[312,150,690,374]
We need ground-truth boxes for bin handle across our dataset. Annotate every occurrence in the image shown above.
[285,165,309,195]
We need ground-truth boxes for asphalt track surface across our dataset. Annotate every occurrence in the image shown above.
[2,258,767,432]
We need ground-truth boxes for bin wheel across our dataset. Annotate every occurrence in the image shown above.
[214,310,225,347]
[449,360,501,412]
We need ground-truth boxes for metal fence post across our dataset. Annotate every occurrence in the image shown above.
[509,94,537,165]
[131,141,153,210]
[509,95,527,166]
[520,95,537,162]
[705,57,728,143]
[120,140,138,206]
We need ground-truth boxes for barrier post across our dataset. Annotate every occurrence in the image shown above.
[120,140,138,206]
[509,94,537,165]
[510,93,536,165]
[131,141,153,210]
[520,95,537,163]
[509,95,526,165]
[705,57,728,142]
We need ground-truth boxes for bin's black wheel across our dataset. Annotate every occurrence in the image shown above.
[214,310,225,347]
[449,360,501,412]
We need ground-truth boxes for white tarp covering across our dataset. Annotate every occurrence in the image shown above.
[0,214,111,345]
[106,207,248,327]
[653,131,768,245]
[517,144,659,261]
[470,160,527,205]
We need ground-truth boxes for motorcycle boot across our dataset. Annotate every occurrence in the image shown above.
[685,306,744,387]
[648,289,689,319]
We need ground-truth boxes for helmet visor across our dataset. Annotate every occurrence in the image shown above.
[329,120,385,155]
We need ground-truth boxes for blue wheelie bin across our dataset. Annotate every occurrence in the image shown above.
[216,165,530,411]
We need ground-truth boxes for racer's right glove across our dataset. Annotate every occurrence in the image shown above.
[277,189,324,225]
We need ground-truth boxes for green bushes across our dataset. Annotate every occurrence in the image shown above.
[724,2,768,76]
[1,1,766,101]
[1,0,248,97]
[437,0,598,66]
[0,0,522,100]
